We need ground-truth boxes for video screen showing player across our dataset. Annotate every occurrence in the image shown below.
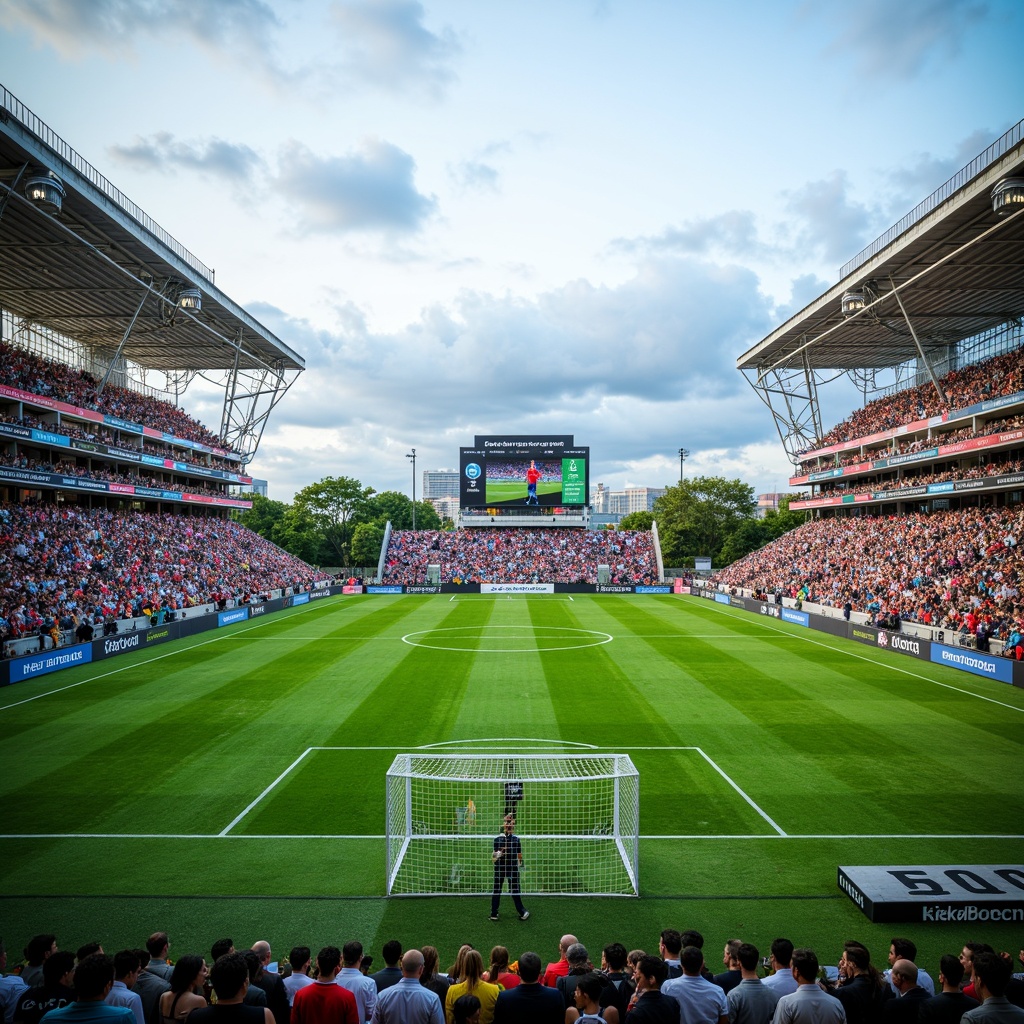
[484,458,562,506]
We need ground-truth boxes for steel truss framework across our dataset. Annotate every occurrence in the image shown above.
[0,83,303,465]
[739,119,1024,465]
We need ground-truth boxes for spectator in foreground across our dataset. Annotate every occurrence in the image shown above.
[962,952,1024,1024]
[492,952,562,1024]
[291,947,357,1024]
[39,954,134,1024]
[186,953,272,1024]
[918,954,977,1024]
[762,940,797,1000]
[624,955,677,1024]
[281,948,312,1008]
[371,950,443,1024]
[728,943,778,1024]
[14,953,76,1024]
[661,946,727,1024]
[772,949,846,1024]
[338,942,377,1023]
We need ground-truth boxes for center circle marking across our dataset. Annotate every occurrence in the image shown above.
[401,625,613,653]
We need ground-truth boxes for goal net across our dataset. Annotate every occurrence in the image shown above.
[385,754,639,896]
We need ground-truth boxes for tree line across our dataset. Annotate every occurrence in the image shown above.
[242,474,804,570]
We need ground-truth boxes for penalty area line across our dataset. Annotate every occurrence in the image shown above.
[218,748,314,836]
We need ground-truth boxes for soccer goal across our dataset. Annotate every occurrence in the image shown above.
[385,754,639,896]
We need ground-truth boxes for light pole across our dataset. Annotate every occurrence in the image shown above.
[678,447,690,486]
[406,448,417,531]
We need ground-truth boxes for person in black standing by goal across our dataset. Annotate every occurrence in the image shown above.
[490,813,529,921]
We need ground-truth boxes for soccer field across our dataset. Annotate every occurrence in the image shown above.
[484,480,563,504]
[2,594,1022,965]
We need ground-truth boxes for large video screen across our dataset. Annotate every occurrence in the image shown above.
[460,435,590,508]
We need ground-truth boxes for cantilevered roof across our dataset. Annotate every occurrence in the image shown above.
[0,85,303,376]
[738,119,1024,374]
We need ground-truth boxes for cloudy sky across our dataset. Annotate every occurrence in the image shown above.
[1,0,1021,501]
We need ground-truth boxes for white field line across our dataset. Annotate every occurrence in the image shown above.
[693,748,787,836]
[695,599,1024,714]
[0,601,345,711]
[218,748,314,836]
[2,831,1021,840]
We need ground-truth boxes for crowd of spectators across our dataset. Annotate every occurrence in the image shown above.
[798,413,1024,476]
[710,507,1024,652]
[0,341,234,452]
[0,452,241,500]
[380,529,658,586]
[810,348,1024,451]
[809,457,1024,499]
[2,928,1022,1024]
[0,503,323,654]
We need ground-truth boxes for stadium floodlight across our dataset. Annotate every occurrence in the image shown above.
[25,170,65,213]
[385,753,639,897]
[991,177,1024,218]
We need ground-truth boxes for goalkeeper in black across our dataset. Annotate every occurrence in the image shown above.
[489,813,529,921]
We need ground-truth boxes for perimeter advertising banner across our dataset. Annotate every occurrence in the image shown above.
[838,864,1024,923]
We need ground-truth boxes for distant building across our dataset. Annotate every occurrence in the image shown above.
[756,492,791,517]
[423,469,460,501]
[590,483,665,516]
[429,495,460,522]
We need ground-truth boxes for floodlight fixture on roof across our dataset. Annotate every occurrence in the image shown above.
[841,290,865,317]
[177,286,202,312]
[991,177,1024,217]
[24,169,64,213]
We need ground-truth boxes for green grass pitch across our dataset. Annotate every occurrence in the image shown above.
[484,480,563,504]
[2,594,1022,970]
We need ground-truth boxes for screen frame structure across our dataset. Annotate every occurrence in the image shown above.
[460,435,590,509]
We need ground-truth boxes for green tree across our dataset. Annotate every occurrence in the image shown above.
[762,495,807,541]
[619,511,654,531]
[367,490,415,529]
[239,494,289,544]
[351,522,387,567]
[718,517,769,565]
[654,476,756,564]
[291,476,375,565]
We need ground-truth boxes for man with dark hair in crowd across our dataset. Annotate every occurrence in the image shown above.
[240,955,269,1012]
[493,952,562,1024]
[762,940,797,1000]
[292,948,357,1024]
[39,954,135,1024]
[211,943,235,965]
[713,940,743,995]
[104,953,143,1024]
[681,932,715,983]
[624,955,677,1023]
[128,951,167,1024]
[249,943,287,1024]
[371,944,403,994]
[662,946,728,1024]
[728,943,778,1024]
[282,949,312,1008]
[187,953,272,1024]
[14,953,76,1024]
[880,960,928,1024]
[884,938,934,996]
[962,943,997,1002]
[21,939,58,989]
[76,950,102,968]
[962,952,1024,1023]
[919,954,978,1024]
[826,943,887,1024]
[337,943,376,1023]
[1,939,29,1024]
[659,932,683,980]
[598,944,633,1021]
[143,938,172,983]
[773,949,846,1024]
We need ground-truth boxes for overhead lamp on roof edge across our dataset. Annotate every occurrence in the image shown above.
[24,170,65,213]
[841,290,865,317]
[177,286,202,312]
[991,177,1024,217]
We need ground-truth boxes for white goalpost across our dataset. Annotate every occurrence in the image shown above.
[385,753,639,897]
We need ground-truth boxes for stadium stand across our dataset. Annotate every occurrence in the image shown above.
[0,504,324,659]
[380,528,659,585]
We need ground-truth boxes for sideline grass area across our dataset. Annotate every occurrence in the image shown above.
[2,594,1022,970]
